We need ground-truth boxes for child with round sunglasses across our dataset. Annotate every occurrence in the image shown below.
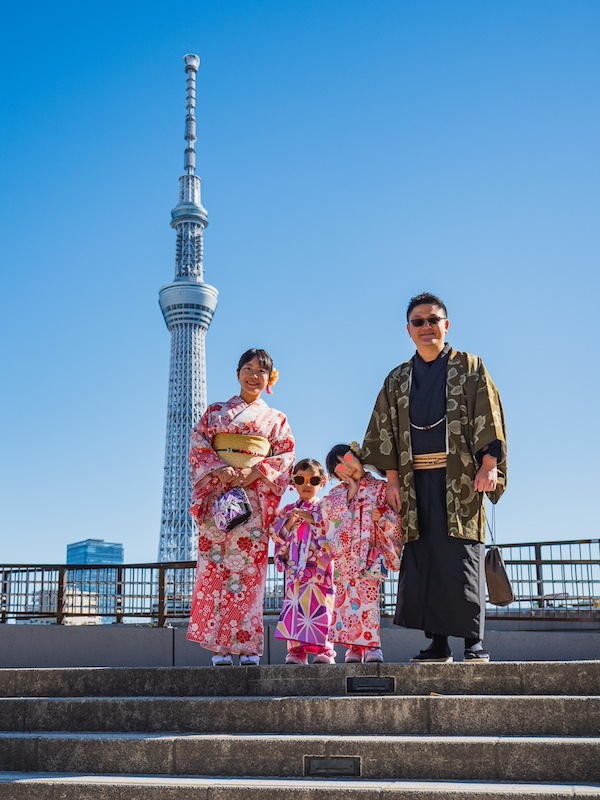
[322,443,402,664]
[270,459,337,665]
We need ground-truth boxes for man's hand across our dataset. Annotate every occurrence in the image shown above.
[385,470,401,513]
[474,455,498,492]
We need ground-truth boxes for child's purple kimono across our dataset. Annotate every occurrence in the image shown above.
[271,498,335,653]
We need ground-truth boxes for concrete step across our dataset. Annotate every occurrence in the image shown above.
[1,695,599,736]
[0,733,599,783]
[1,661,599,698]
[1,773,600,800]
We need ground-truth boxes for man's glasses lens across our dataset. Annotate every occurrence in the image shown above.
[293,476,321,486]
[410,316,446,327]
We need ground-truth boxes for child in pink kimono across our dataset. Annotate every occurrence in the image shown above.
[271,459,337,665]
[322,443,402,664]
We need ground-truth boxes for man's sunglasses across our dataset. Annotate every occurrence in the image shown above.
[292,475,322,486]
[409,316,447,328]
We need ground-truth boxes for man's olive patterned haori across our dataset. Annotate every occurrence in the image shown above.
[362,349,507,545]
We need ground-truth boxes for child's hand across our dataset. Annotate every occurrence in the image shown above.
[284,511,298,532]
[284,508,316,531]
[345,476,358,502]
[372,509,382,523]
[295,510,315,525]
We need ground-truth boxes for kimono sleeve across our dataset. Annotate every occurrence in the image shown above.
[189,407,228,520]
[373,479,403,571]
[270,503,295,572]
[470,361,508,504]
[361,375,402,474]
[319,485,348,558]
[254,412,295,495]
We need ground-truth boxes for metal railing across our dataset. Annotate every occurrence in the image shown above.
[1,539,598,626]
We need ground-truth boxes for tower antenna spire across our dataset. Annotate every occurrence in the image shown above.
[184,54,199,176]
[157,55,218,570]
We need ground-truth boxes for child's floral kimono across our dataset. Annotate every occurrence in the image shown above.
[322,473,402,648]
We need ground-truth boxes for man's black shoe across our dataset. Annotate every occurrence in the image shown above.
[409,646,453,663]
[463,648,490,662]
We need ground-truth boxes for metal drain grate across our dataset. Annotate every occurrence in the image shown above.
[304,755,361,778]
[346,675,395,694]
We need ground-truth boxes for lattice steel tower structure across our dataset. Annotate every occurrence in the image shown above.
[157,54,218,564]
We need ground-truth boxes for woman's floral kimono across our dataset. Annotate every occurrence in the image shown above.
[186,396,295,655]
[271,499,335,653]
[322,473,402,648]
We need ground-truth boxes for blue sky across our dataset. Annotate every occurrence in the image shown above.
[1,1,599,563]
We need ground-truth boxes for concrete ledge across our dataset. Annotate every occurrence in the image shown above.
[1,774,600,800]
[1,662,599,699]
[0,626,174,668]
[0,695,598,736]
[0,733,598,783]
[0,621,599,668]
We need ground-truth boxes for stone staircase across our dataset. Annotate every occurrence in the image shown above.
[0,661,598,798]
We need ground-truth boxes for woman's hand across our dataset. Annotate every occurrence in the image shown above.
[230,467,261,488]
[214,466,236,485]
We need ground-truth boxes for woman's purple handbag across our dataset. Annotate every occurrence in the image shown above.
[212,488,252,532]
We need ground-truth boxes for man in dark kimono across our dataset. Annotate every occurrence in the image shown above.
[362,292,507,662]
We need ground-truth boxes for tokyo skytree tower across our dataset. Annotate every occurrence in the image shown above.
[157,55,218,563]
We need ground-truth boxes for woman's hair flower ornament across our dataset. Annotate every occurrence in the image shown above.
[266,368,279,394]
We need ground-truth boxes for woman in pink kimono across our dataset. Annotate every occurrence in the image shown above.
[323,443,402,664]
[186,349,295,666]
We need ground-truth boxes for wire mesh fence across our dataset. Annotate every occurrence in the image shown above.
[1,539,598,625]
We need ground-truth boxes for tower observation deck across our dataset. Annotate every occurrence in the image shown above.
[157,55,218,564]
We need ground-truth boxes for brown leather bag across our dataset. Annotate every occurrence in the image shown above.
[485,546,515,606]
[485,506,515,607]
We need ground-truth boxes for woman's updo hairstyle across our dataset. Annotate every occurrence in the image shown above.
[237,348,273,376]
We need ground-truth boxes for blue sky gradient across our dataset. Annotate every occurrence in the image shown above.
[1,1,599,562]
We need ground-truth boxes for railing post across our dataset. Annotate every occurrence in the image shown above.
[56,567,66,625]
[1,570,7,624]
[115,567,124,623]
[158,565,166,628]
[535,543,545,608]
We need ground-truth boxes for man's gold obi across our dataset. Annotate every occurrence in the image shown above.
[412,452,447,470]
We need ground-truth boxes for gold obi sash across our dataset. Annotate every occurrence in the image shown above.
[213,433,271,468]
[413,452,447,471]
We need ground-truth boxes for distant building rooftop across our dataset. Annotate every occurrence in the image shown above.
[66,539,124,565]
